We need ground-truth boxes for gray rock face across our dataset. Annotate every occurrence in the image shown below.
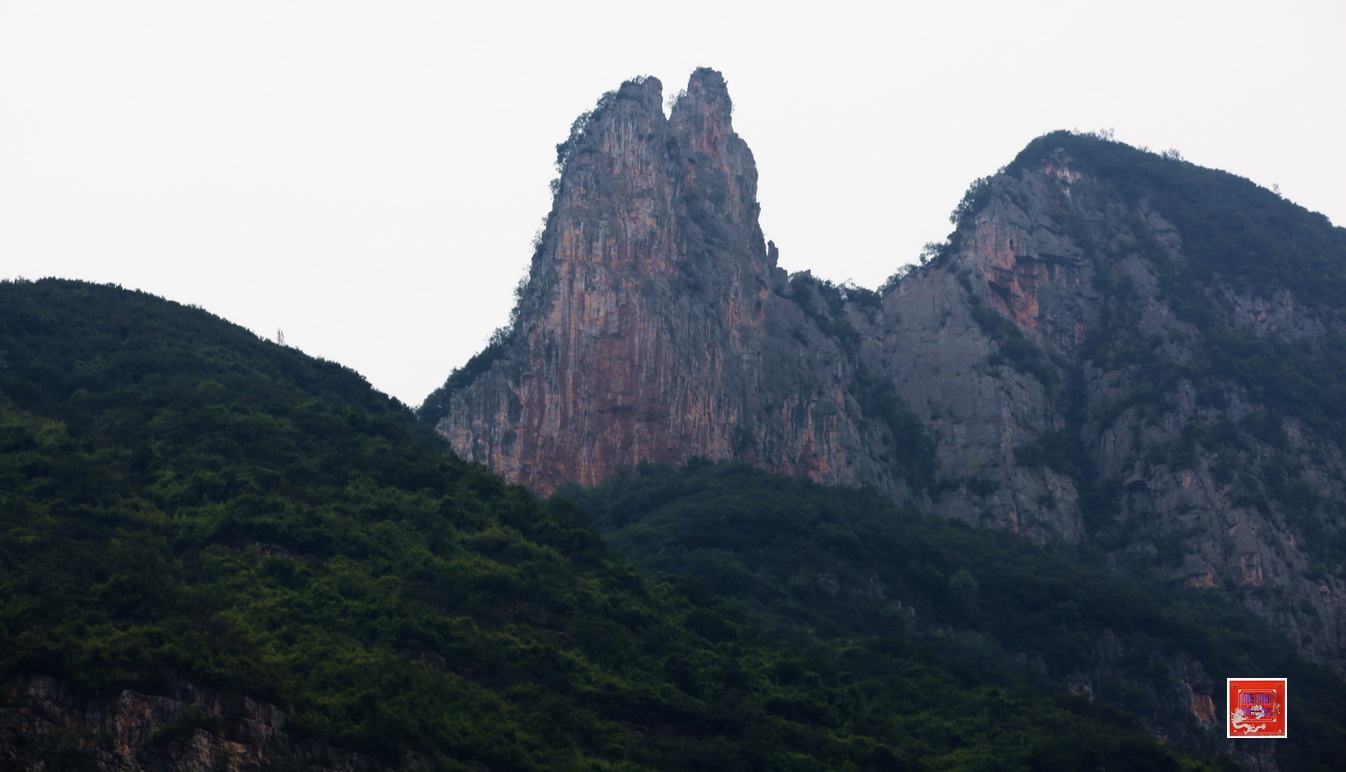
[0,676,407,771]
[882,153,1346,670]
[428,73,1346,671]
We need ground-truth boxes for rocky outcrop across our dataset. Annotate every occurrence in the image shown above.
[877,149,1346,670]
[427,72,1346,672]
[0,680,409,769]
[0,676,409,771]
[435,69,890,495]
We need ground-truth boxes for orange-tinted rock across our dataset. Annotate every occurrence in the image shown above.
[1189,685,1216,726]
[436,70,888,495]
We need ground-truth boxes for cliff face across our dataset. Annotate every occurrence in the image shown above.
[438,72,761,492]
[436,69,890,494]
[0,676,402,771]
[428,72,1346,670]
[880,147,1346,669]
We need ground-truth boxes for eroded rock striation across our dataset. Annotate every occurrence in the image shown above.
[428,69,1346,671]
[432,69,890,495]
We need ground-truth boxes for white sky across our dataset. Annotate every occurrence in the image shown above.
[2,1,1343,407]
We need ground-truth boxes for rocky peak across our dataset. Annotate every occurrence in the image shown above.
[669,68,736,162]
[884,133,1346,670]
[435,69,777,493]
[428,93,1346,673]
[666,67,766,277]
[671,68,731,124]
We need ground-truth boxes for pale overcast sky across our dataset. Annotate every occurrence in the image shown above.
[2,1,1343,407]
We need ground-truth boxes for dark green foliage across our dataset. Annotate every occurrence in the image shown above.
[0,279,1245,769]
[852,370,937,489]
[786,273,863,353]
[1009,131,1346,310]
[416,327,510,426]
[0,279,926,768]
[1192,331,1346,445]
[6,270,1344,768]
[968,300,1057,386]
[840,283,883,311]
[950,176,993,227]
[554,98,608,174]
[1014,429,1083,478]
[999,133,1346,564]
[568,461,1346,770]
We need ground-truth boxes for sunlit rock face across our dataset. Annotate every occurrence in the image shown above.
[431,72,1345,672]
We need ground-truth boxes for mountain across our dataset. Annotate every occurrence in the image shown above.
[2,279,1251,769]
[422,69,1346,675]
[564,461,1346,770]
[424,69,784,494]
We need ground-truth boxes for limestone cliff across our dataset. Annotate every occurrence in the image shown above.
[426,72,1346,671]
[878,141,1346,671]
[432,69,893,495]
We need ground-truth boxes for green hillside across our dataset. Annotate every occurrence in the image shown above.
[566,461,1346,770]
[0,278,1304,769]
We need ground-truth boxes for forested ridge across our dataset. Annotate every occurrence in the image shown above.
[568,462,1346,769]
[0,278,1340,769]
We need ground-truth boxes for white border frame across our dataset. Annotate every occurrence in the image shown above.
[1226,677,1287,739]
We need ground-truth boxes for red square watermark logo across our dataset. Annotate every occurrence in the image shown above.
[1227,678,1286,738]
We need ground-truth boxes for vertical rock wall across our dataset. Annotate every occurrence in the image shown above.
[429,75,1345,671]
[436,69,887,494]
